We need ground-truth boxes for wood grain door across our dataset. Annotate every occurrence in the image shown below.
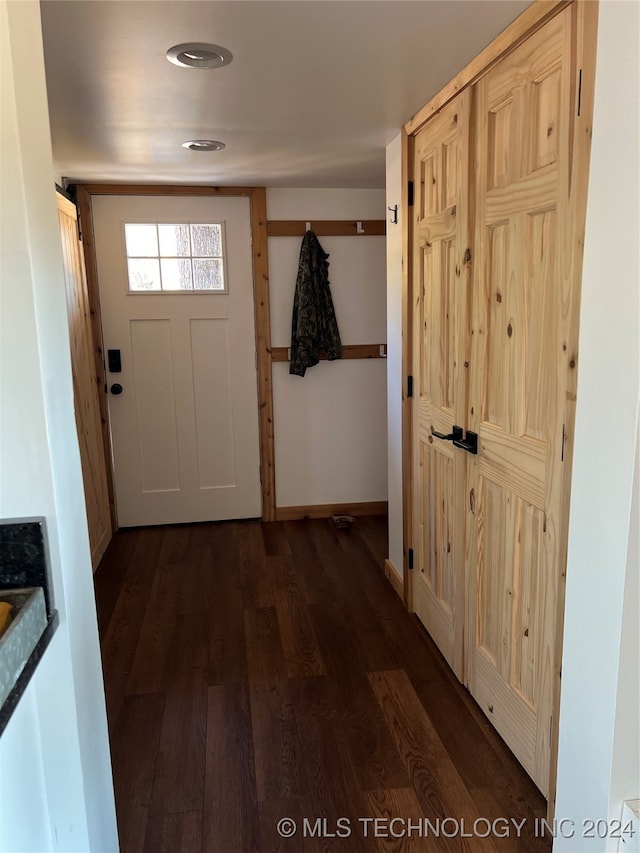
[57,192,112,569]
[465,8,577,796]
[411,91,472,679]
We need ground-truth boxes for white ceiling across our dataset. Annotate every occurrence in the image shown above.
[40,0,531,188]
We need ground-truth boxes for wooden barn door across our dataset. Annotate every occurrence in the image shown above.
[57,192,112,569]
[465,8,578,796]
[411,90,472,680]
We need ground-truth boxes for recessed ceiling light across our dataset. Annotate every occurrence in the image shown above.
[166,43,233,69]
[182,140,226,152]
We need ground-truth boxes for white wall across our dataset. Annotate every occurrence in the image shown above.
[0,2,118,851]
[267,188,388,508]
[609,426,639,844]
[385,137,404,577]
[554,1,640,848]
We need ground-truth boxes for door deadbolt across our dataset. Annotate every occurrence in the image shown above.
[107,349,122,373]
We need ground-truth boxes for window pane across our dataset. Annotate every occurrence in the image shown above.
[161,258,193,291]
[125,224,158,256]
[158,224,191,257]
[191,224,222,257]
[193,258,225,290]
[128,258,161,290]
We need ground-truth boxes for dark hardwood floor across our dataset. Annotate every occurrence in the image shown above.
[95,516,551,853]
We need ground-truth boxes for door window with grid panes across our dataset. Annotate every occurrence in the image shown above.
[124,223,226,292]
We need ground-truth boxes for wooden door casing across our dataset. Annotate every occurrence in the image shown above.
[57,193,112,569]
[412,91,472,680]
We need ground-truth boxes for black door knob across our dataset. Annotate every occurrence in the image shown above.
[110,383,123,395]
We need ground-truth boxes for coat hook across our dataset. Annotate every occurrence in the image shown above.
[388,205,398,225]
[356,220,365,234]
[305,221,311,232]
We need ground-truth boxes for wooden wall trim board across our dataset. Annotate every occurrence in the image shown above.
[271,344,386,362]
[75,183,277,523]
[248,187,276,521]
[76,184,259,197]
[273,501,387,522]
[405,0,571,136]
[267,219,385,237]
[384,559,404,600]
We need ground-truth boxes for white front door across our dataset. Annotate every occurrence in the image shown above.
[92,194,261,526]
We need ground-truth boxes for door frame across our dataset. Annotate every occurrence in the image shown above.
[74,183,276,523]
[400,0,598,814]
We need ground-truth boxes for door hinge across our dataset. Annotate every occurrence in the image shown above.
[76,211,83,243]
[577,68,582,116]
[561,423,566,462]
[408,548,414,570]
[407,375,413,398]
[408,181,414,207]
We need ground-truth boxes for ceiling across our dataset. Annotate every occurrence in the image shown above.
[40,0,531,188]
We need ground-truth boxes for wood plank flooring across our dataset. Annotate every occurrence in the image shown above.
[95,516,551,853]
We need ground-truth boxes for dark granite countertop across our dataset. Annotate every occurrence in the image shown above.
[0,518,58,736]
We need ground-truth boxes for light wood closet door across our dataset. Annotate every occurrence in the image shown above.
[465,8,576,796]
[57,193,112,569]
[412,91,472,679]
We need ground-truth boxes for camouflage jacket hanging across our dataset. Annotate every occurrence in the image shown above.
[289,230,342,377]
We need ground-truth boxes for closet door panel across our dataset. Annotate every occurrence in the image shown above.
[466,8,574,796]
[412,91,472,679]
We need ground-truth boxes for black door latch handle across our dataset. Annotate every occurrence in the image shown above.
[432,425,478,455]
[432,425,463,442]
[453,430,478,455]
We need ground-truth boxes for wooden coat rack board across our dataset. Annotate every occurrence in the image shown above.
[267,219,386,237]
[268,218,387,361]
